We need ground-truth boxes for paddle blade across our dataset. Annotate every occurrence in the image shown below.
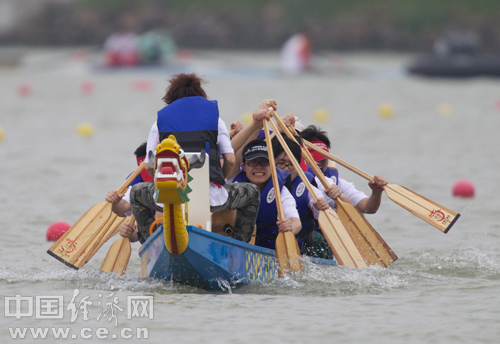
[385,184,460,233]
[47,202,112,269]
[275,232,290,277]
[337,201,397,267]
[318,210,368,268]
[100,237,131,275]
[73,215,127,269]
[283,232,303,273]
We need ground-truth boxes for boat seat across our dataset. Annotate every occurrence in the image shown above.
[184,152,212,231]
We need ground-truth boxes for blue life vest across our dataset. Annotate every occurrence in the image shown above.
[233,168,291,250]
[291,172,316,251]
[157,96,225,185]
[308,166,339,185]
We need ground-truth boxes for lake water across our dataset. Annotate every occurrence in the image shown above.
[1,48,499,343]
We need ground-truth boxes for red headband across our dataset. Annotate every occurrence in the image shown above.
[307,141,329,161]
[136,156,153,182]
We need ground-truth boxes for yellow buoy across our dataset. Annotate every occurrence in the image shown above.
[76,122,94,138]
[241,112,253,125]
[377,103,394,118]
[0,126,4,141]
[312,108,329,122]
[437,103,453,116]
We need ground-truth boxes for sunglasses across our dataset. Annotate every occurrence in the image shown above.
[246,160,270,167]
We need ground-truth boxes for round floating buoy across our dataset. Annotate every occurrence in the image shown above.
[438,103,453,116]
[76,122,94,138]
[0,126,4,141]
[177,49,193,65]
[312,108,329,122]
[17,84,32,97]
[46,221,71,241]
[377,103,394,118]
[80,81,95,94]
[241,112,253,125]
[131,80,153,92]
[452,179,475,198]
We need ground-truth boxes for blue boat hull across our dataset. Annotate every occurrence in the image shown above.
[138,225,336,290]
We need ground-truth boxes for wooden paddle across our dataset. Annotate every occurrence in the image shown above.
[267,116,368,268]
[263,119,303,276]
[100,215,134,275]
[302,140,460,233]
[73,214,126,269]
[274,117,396,267]
[47,162,145,269]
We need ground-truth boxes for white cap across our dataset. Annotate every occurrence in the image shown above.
[294,117,305,132]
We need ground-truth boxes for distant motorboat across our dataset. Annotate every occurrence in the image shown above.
[407,30,500,78]
[407,53,500,78]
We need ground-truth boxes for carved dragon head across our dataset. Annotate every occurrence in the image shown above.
[154,135,192,204]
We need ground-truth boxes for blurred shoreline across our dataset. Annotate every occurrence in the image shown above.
[2,0,500,52]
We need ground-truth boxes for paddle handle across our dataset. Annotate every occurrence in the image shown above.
[116,162,146,194]
[263,119,284,221]
[128,215,135,225]
[301,140,374,182]
[266,116,320,202]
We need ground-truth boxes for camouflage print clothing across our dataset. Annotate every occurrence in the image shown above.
[130,181,260,244]
[130,182,163,244]
[210,182,260,243]
[312,231,334,260]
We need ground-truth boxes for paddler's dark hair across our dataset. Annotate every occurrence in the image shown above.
[134,142,147,158]
[162,73,208,104]
[272,134,302,163]
[299,125,331,149]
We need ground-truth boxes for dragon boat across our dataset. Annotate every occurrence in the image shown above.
[137,136,336,291]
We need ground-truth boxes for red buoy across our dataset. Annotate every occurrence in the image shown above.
[452,179,475,198]
[46,221,71,241]
[80,81,95,94]
[17,84,32,97]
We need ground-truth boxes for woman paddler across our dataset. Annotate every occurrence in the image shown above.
[271,134,336,256]
[231,139,301,250]
[130,73,261,244]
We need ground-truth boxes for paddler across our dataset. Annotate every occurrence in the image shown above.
[131,73,262,244]
[271,134,336,256]
[231,139,301,250]
[105,142,154,243]
[299,125,388,214]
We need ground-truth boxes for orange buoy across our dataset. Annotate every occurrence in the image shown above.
[452,179,475,198]
[46,221,71,241]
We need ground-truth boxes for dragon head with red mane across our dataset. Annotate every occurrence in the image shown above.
[154,135,192,204]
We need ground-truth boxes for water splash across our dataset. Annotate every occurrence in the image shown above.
[2,245,497,296]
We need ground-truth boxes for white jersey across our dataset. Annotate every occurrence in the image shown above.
[316,176,368,208]
[146,117,233,207]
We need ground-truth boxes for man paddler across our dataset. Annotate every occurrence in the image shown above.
[131,73,261,244]
[300,125,388,214]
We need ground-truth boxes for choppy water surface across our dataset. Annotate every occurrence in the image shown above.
[1,48,499,343]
